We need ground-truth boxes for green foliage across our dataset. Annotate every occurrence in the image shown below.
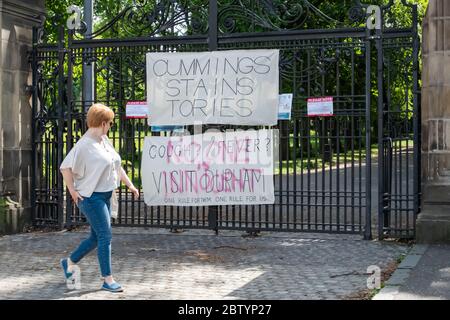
[43,1,427,41]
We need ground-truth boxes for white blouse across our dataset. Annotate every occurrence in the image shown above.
[60,135,122,198]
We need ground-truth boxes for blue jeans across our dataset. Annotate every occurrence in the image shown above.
[70,191,113,277]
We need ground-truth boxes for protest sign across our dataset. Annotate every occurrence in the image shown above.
[146,50,279,125]
[141,129,276,206]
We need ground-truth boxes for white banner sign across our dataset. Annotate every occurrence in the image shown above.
[146,49,279,126]
[141,129,276,206]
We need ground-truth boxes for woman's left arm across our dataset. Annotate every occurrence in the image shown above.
[119,167,139,198]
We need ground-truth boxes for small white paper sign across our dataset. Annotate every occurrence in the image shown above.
[126,101,148,119]
[278,94,293,120]
[307,97,333,117]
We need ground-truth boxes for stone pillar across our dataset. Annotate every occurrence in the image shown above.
[417,0,450,243]
[0,0,45,234]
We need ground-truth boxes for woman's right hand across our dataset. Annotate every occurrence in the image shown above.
[70,189,84,205]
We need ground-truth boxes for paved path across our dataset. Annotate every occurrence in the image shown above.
[373,244,450,300]
[0,227,407,300]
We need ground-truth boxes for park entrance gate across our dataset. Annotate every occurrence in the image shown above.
[31,0,420,239]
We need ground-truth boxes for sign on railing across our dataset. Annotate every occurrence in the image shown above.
[307,97,334,117]
[141,129,277,206]
[146,49,279,126]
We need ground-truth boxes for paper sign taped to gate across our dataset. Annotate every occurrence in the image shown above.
[307,97,333,117]
[146,50,279,125]
[141,129,277,206]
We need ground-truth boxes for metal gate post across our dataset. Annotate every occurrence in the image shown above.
[376,19,386,240]
[364,27,372,240]
[57,26,65,229]
[30,27,38,225]
[412,4,420,221]
[207,0,219,234]
[65,30,75,227]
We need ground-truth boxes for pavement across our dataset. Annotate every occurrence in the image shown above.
[373,244,450,300]
[0,227,408,300]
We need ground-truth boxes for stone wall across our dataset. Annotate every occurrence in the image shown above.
[417,0,450,242]
[421,0,450,188]
[0,0,45,234]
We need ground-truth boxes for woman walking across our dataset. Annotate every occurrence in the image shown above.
[59,103,139,292]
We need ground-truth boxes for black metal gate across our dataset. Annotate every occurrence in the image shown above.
[31,0,420,239]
